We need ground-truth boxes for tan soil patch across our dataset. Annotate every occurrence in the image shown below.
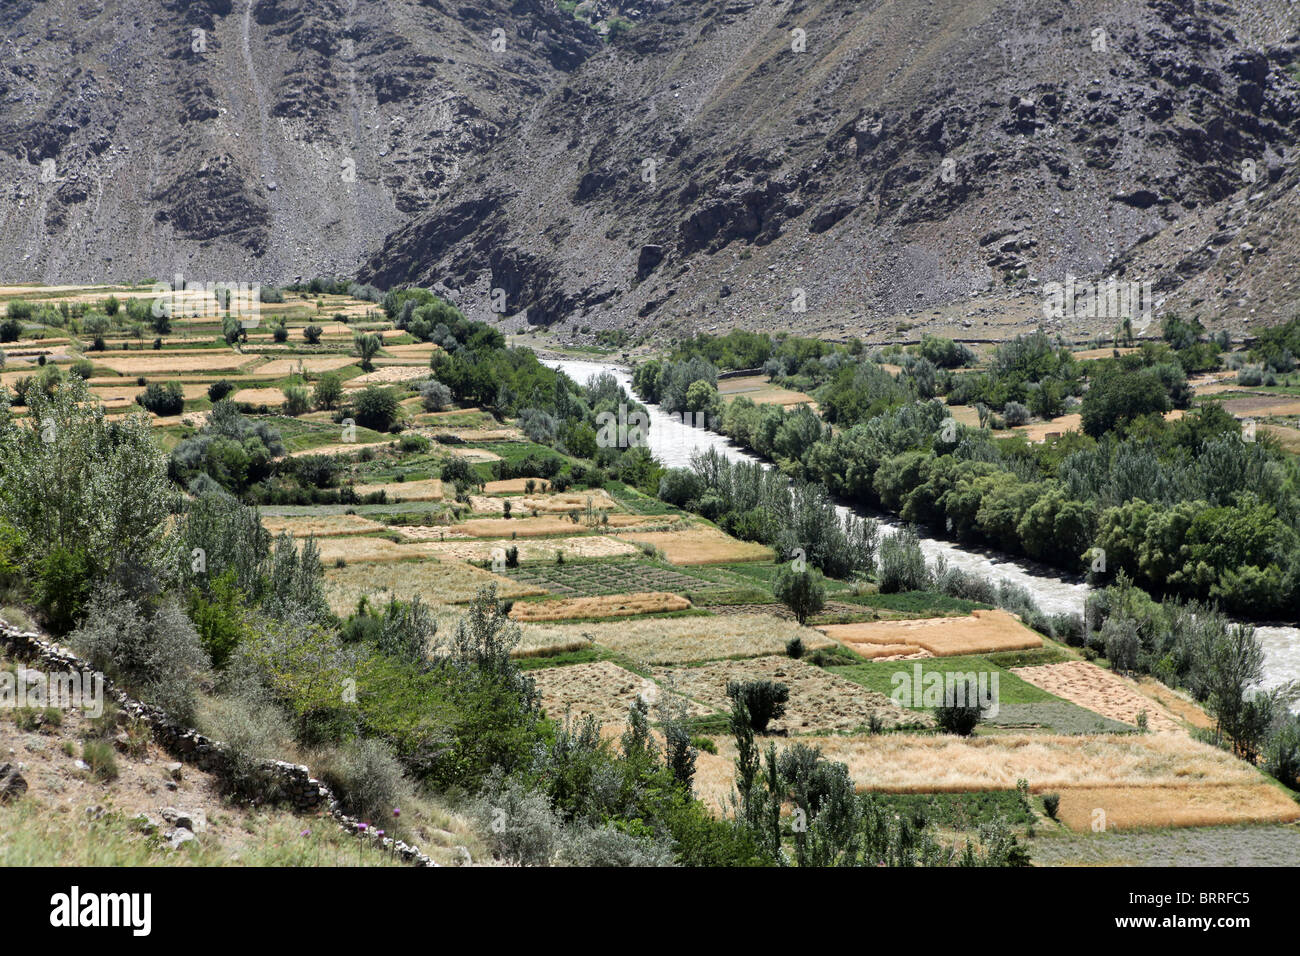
[820,609,1042,657]
[354,478,444,502]
[531,662,714,725]
[458,515,657,537]
[510,592,690,622]
[613,525,773,565]
[1221,395,1300,417]
[392,535,643,563]
[483,478,552,494]
[322,558,543,615]
[1012,661,1183,733]
[425,427,523,442]
[231,387,290,405]
[344,366,431,387]
[1260,423,1300,454]
[445,446,501,463]
[261,514,388,538]
[578,614,834,665]
[288,441,392,458]
[1013,413,1082,442]
[655,656,932,734]
[469,489,617,514]
[718,376,816,407]
[92,351,260,375]
[1071,347,1139,361]
[708,732,1265,794]
[946,405,982,427]
[1052,784,1300,831]
[255,357,357,376]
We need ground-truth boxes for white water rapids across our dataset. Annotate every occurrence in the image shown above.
[545,358,1300,696]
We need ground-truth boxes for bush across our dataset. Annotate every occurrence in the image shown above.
[272,324,289,343]
[418,379,452,412]
[303,325,323,344]
[313,373,343,410]
[70,586,210,722]
[786,637,805,659]
[877,528,929,593]
[1002,401,1031,426]
[725,679,789,733]
[398,433,430,453]
[773,566,826,625]
[136,381,185,416]
[315,739,408,826]
[282,385,311,417]
[351,386,400,432]
[934,675,985,736]
[1042,793,1060,819]
[208,380,234,403]
[657,467,704,507]
[0,318,22,342]
[81,739,119,782]
[69,359,94,380]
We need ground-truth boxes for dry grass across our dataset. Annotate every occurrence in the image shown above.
[717,375,816,408]
[1222,395,1300,417]
[531,662,714,724]
[231,387,289,405]
[390,535,643,562]
[1260,423,1300,454]
[613,525,773,565]
[1052,784,1300,831]
[355,478,444,502]
[255,357,357,376]
[322,558,544,615]
[469,489,618,515]
[655,656,932,733]
[1011,413,1082,442]
[483,478,551,493]
[510,592,691,622]
[457,515,659,538]
[91,351,260,374]
[288,440,391,458]
[576,614,834,664]
[261,514,389,537]
[708,732,1265,794]
[344,366,431,387]
[1012,661,1184,733]
[819,609,1042,657]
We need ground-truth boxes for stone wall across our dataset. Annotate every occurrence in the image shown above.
[0,620,436,866]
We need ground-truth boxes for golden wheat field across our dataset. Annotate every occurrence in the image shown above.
[530,662,714,725]
[231,387,290,406]
[391,535,643,562]
[483,478,552,494]
[92,351,261,375]
[613,525,773,565]
[344,366,431,387]
[1051,784,1300,831]
[707,733,1264,794]
[572,614,834,664]
[354,478,444,501]
[254,356,358,376]
[510,592,691,622]
[654,656,932,734]
[1012,661,1184,734]
[457,515,661,538]
[819,609,1043,658]
[468,489,618,514]
[288,440,392,458]
[261,513,389,537]
[322,558,544,615]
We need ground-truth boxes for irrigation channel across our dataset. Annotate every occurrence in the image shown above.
[544,358,1300,698]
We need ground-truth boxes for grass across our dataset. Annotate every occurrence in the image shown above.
[706,732,1269,794]
[575,613,835,664]
[866,790,1035,829]
[612,525,773,565]
[322,557,544,615]
[509,591,691,622]
[838,590,991,615]
[501,558,732,597]
[829,656,1058,706]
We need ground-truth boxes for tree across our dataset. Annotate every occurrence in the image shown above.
[352,385,400,432]
[725,679,789,733]
[136,381,185,416]
[773,565,826,625]
[312,372,343,410]
[1080,367,1171,437]
[354,332,383,371]
[303,324,323,344]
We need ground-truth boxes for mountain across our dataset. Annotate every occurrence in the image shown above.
[3,0,1298,341]
[0,0,598,283]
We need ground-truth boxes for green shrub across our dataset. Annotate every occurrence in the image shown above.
[81,739,119,782]
[315,739,408,827]
[208,380,234,403]
[1042,793,1060,819]
[725,679,789,733]
[136,381,185,416]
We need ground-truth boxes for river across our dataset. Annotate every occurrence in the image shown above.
[544,357,1300,696]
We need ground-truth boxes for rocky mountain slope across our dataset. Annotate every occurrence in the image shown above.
[0,0,598,283]
[359,0,1300,340]
[2,0,1298,340]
